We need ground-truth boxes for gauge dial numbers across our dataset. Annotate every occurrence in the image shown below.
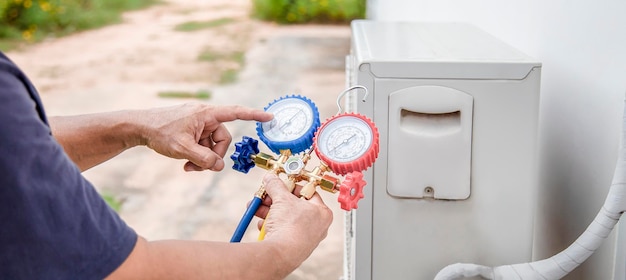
[261,99,313,141]
[319,123,371,162]
[257,95,320,154]
[314,113,379,175]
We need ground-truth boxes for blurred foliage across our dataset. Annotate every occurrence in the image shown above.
[174,17,235,32]
[219,68,239,84]
[157,90,212,99]
[195,47,246,85]
[251,0,365,24]
[101,193,122,212]
[197,49,244,64]
[0,0,158,43]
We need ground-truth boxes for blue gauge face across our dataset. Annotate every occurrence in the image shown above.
[261,98,315,141]
[257,95,320,154]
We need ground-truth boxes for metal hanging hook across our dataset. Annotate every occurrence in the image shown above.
[336,85,368,114]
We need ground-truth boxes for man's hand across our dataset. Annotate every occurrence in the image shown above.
[139,103,272,172]
[50,103,272,172]
[108,173,333,280]
[254,173,333,269]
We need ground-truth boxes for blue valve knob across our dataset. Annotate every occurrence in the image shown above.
[230,136,260,173]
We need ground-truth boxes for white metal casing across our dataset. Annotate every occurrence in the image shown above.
[344,20,541,280]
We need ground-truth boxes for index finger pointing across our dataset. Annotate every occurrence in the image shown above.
[212,105,273,123]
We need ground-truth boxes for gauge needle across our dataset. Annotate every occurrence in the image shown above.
[279,109,303,131]
[329,133,356,153]
[268,119,277,130]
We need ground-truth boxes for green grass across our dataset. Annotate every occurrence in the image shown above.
[252,0,365,24]
[158,90,212,99]
[101,193,122,212]
[174,18,235,32]
[0,39,21,52]
[0,0,160,50]
[197,50,220,62]
[196,48,245,85]
[219,69,239,84]
[230,51,245,64]
[197,49,244,63]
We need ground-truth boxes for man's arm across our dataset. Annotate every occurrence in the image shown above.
[49,110,144,171]
[107,173,333,279]
[49,103,273,171]
[112,236,298,279]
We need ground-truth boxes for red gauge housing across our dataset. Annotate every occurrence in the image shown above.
[313,113,380,175]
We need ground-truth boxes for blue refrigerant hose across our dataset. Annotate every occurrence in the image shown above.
[230,196,263,242]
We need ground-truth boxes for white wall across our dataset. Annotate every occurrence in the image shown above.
[367,0,626,279]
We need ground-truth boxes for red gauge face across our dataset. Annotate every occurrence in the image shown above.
[314,113,379,175]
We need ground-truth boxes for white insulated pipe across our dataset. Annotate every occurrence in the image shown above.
[434,102,626,280]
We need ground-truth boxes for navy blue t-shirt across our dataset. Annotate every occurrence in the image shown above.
[0,52,137,279]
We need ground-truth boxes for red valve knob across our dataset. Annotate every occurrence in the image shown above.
[338,171,366,211]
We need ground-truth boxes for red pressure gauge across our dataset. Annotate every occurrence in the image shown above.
[313,113,379,210]
[314,113,379,175]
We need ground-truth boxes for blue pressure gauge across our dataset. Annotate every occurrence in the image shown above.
[256,95,320,154]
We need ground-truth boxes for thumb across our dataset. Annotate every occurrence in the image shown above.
[263,173,290,200]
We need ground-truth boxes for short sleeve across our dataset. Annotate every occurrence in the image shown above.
[0,53,137,279]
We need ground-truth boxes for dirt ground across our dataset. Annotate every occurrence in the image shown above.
[6,0,351,279]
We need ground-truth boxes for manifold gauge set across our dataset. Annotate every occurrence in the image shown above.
[229,86,380,242]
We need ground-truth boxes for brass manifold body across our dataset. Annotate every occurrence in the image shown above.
[251,149,340,199]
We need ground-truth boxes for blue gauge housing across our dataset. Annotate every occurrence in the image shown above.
[256,95,320,154]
